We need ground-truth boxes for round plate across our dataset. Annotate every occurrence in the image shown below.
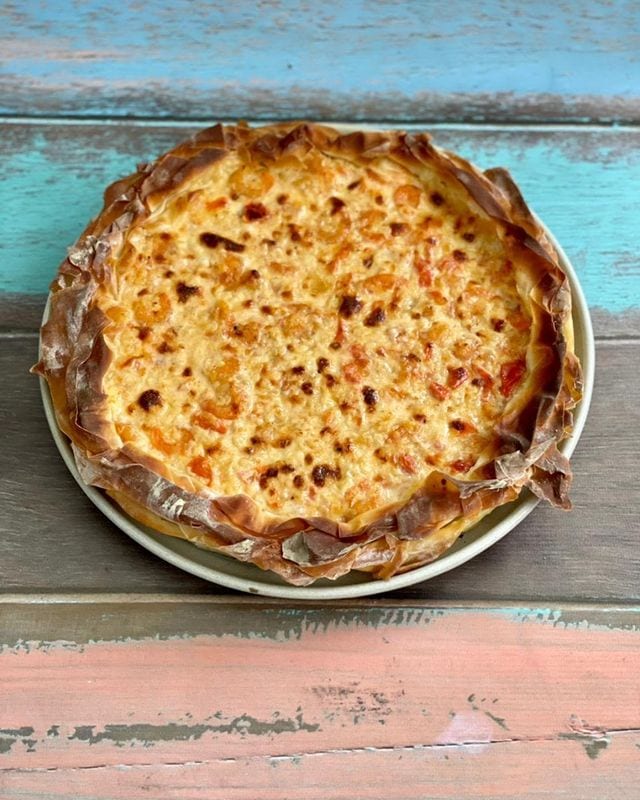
[39,205,594,599]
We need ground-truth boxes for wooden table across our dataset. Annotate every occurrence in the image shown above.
[1,3,639,797]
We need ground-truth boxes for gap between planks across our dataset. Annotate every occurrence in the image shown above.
[3,728,640,770]
[1,594,639,611]
[2,115,640,133]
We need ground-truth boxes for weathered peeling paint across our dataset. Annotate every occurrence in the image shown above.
[0,728,36,755]
[67,713,320,746]
[1,605,638,773]
[1,0,639,121]
[2,735,640,799]
[0,738,15,754]
[559,731,611,760]
[1,603,639,652]
[1,122,639,320]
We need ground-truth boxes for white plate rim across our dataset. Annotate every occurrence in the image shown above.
[39,199,595,600]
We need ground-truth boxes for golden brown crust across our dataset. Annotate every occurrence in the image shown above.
[34,122,582,585]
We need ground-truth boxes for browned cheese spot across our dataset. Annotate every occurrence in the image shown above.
[311,463,341,487]
[199,232,246,252]
[176,282,201,303]
[362,385,379,409]
[244,202,268,221]
[364,306,386,327]
[138,389,162,411]
[339,295,363,318]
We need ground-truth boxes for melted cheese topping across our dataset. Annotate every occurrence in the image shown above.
[99,146,531,522]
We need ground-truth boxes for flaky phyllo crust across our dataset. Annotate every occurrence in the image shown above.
[35,123,582,585]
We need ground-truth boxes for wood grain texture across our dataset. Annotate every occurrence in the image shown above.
[1,601,639,798]
[1,0,640,122]
[3,8,637,797]
[2,120,640,334]
[4,738,639,800]
[2,334,639,600]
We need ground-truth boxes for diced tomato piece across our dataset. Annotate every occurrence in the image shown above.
[350,343,369,366]
[398,453,419,474]
[428,290,448,306]
[192,413,228,433]
[362,273,397,292]
[202,399,240,420]
[394,184,421,208]
[429,382,450,401]
[115,423,135,443]
[447,366,469,389]
[147,427,178,456]
[414,256,433,287]
[451,458,475,474]
[343,362,362,383]
[500,359,527,398]
[189,456,213,483]
[472,365,494,393]
[205,197,227,212]
[132,292,171,326]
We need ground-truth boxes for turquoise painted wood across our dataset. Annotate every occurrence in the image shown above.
[2,121,639,322]
[1,1,639,121]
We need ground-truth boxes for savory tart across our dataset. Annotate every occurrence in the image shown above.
[35,122,582,585]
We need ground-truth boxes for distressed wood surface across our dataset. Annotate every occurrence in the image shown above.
[1,120,639,336]
[1,1,640,123]
[1,600,639,798]
[2,4,638,798]
[2,334,639,601]
[5,740,639,800]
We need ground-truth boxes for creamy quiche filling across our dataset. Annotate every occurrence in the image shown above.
[99,147,531,522]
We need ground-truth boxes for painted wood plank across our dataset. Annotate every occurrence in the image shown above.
[1,120,639,335]
[1,602,639,798]
[1,1,640,122]
[3,737,640,800]
[1,334,639,601]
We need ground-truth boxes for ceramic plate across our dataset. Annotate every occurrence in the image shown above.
[40,179,594,599]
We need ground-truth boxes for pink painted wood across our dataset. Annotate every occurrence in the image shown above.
[1,602,639,798]
[3,736,640,800]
